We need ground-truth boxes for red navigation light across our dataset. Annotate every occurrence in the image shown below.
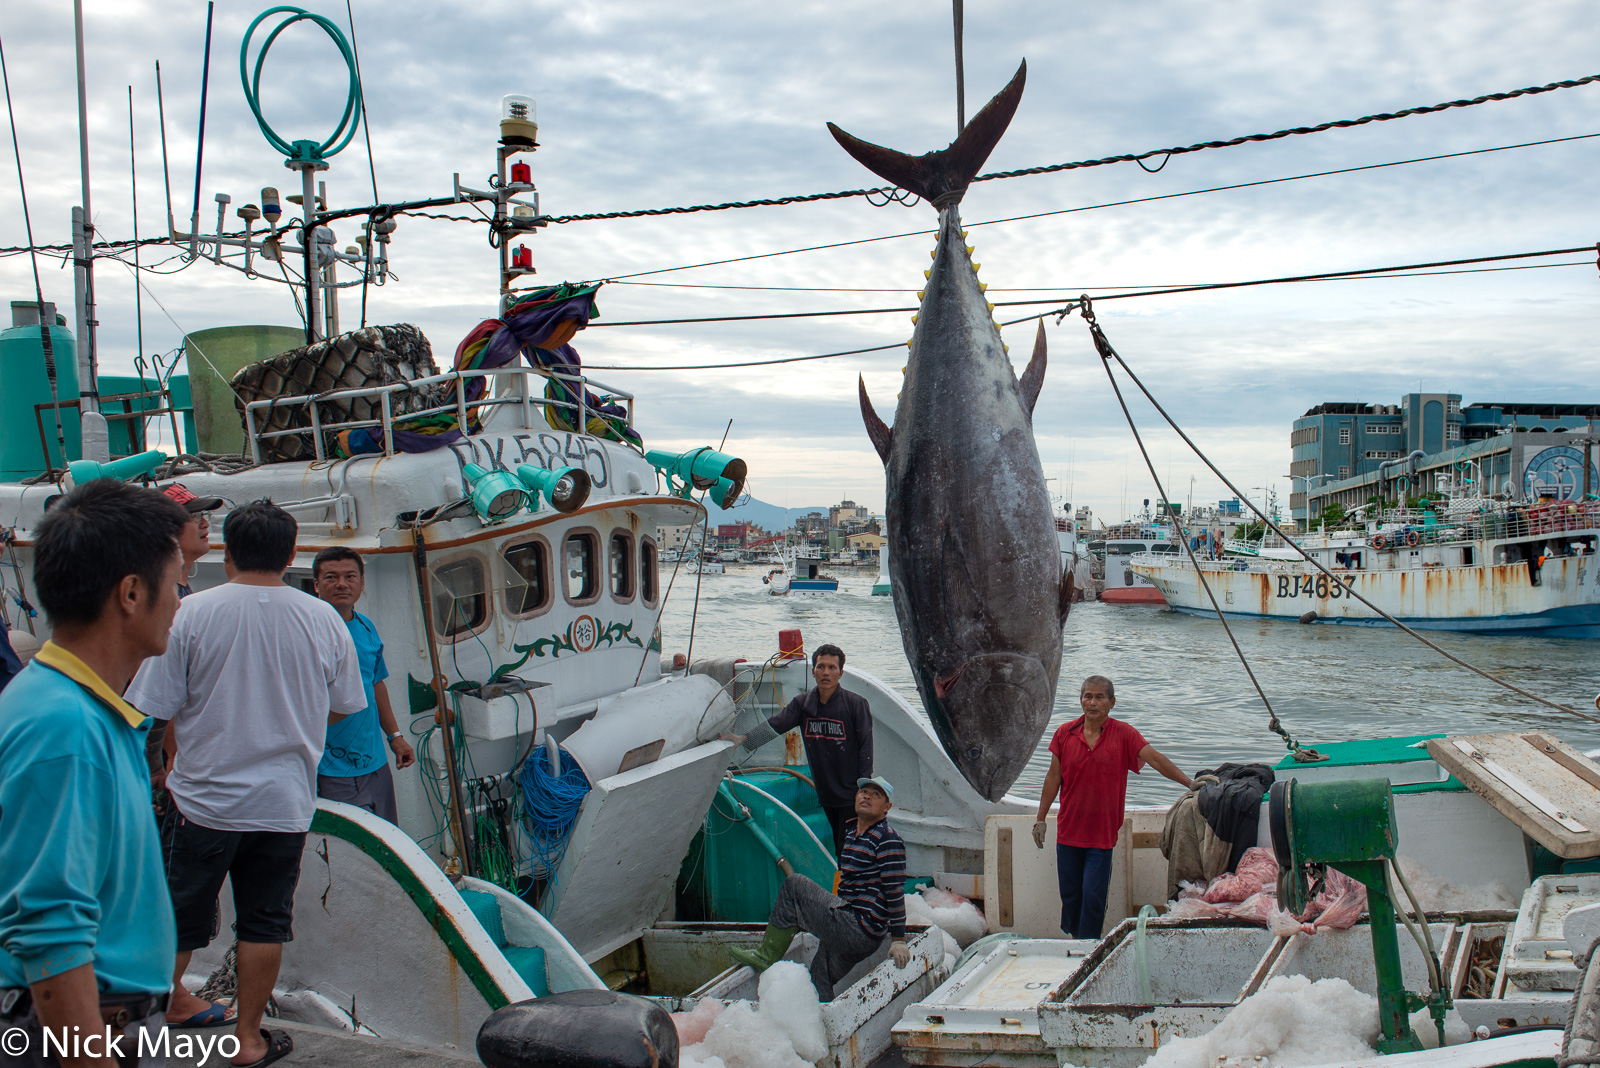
[778,628,805,660]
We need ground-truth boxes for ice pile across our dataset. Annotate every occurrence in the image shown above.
[906,886,989,962]
[676,962,828,1068]
[1395,855,1516,911]
[1142,975,1379,1068]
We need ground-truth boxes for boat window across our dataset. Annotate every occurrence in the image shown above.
[431,556,489,640]
[502,537,552,617]
[563,530,601,604]
[609,531,635,602]
[640,538,659,606]
[1106,542,1147,555]
[1150,544,1179,554]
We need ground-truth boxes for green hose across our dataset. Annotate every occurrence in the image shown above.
[1135,904,1158,1004]
[240,6,362,165]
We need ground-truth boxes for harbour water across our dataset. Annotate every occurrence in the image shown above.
[660,564,1600,805]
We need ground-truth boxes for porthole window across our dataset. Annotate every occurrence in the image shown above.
[610,531,635,602]
[640,538,659,606]
[503,538,552,617]
[431,556,488,639]
[563,530,600,604]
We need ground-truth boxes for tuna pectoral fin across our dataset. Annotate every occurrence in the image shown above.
[859,375,892,464]
[1059,567,1075,623]
[826,60,1026,208]
[1019,320,1047,419]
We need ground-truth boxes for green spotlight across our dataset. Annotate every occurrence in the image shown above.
[463,463,527,524]
[516,464,592,514]
[62,450,167,491]
[710,476,742,509]
[645,447,747,502]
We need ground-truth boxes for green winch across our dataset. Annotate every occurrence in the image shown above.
[1268,777,1451,1053]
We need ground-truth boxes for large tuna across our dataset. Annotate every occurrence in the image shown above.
[831,61,1072,800]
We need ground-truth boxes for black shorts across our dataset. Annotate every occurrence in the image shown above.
[160,804,306,951]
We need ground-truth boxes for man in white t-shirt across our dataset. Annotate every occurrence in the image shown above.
[126,500,366,1067]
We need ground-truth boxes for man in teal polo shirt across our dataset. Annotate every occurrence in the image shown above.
[0,479,190,1066]
[311,547,414,822]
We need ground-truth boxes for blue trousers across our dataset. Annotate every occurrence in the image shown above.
[1057,843,1113,938]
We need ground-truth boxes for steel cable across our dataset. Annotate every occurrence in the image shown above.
[1074,301,1598,724]
[542,72,1600,225]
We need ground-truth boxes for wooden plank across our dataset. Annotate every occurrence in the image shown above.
[997,827,1014,928]
[1428,733,1600,859]
[1451,739,1587,833]
[1523,732,1600,793]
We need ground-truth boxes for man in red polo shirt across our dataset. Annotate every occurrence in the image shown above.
[1032,675,1190,938]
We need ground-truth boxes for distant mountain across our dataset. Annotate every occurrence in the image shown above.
[703,497,832,534]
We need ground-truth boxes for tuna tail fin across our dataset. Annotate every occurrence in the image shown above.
[859,375,892,464]
[827,60,1026,209]
[1059,566,1075,624]
[1019,319,1047,420]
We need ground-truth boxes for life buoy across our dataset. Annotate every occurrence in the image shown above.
[1371,533,1388,550]
[1405,530,1421,548]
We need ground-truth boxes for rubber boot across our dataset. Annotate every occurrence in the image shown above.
[728,925,798,972]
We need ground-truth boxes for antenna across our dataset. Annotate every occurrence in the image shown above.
[156,61,175,238]
[189,2,215,259]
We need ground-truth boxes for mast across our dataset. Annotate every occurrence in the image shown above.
[71,0,99,425]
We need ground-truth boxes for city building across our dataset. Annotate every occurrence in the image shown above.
[830,499,871,531]
[1290,395,1600,526]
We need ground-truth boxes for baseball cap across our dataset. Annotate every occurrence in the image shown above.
[161,483,223,513]
[856,775,894,801]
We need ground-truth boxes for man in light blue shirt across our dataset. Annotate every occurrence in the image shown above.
[311,547,414,822]
[0,479,190,1066]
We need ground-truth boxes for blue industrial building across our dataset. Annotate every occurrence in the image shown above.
[1290,394,1600,524]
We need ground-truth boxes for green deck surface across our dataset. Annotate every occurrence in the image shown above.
[1275,734,1445,770]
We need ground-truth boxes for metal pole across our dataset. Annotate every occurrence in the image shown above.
[298,165,321,343]
[319,180,338,337]
[71,0,98,412]
[411,527,475,877]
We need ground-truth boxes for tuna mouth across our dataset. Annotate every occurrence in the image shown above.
[937,653,1053,800]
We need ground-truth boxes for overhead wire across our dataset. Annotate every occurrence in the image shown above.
[579,244,1597,334]
[1074,302,1597,722]
[595,131,1600,282]
[540,72,1600,226]
[609,256,1596,295]
[576,245,1596,370]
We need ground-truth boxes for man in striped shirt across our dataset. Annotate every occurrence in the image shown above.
[728,776,910,1000]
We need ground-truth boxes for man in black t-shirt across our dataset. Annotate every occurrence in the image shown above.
[735,643,873,857]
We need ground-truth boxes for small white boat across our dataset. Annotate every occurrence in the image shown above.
[765,549,839,596]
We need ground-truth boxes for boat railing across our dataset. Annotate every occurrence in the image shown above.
[240,365,637,464]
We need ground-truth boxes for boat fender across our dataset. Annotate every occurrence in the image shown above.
[1371,533,1388,550]
[1298,611,1318,624]
[1405,530,1421,547]
[477,990,678,1068]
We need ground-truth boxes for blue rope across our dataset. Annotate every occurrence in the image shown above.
[520,747,590,883]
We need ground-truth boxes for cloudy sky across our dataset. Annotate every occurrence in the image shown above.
[2,0,1596,523]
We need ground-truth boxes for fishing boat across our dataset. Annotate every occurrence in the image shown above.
[1101,533,1176,604]
[764,547,840,595]
[1130,497,1600,635]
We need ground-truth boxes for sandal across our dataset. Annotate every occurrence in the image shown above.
[233,1028,293,1068]
[172,1001,236,1028]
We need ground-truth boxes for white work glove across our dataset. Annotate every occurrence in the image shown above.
[890,940,911,968]
[1031,820,1047,849]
